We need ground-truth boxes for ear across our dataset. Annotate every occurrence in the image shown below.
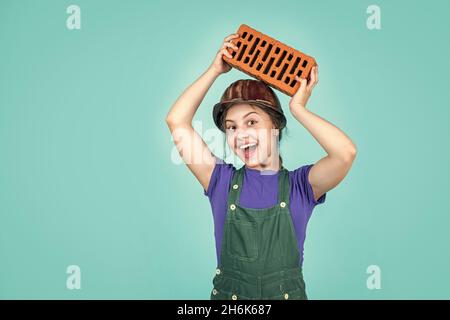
[271,125,280,137]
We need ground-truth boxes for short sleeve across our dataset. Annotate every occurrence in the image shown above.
[292,164,326,207]
[203,157,235,198]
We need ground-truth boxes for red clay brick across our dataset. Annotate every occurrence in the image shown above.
[224,24,317,97]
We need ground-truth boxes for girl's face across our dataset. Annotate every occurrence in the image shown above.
[224,104,280,169]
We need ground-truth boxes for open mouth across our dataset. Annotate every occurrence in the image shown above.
[239,142,258,159]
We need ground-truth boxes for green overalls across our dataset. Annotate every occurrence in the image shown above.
[210,165,308,300]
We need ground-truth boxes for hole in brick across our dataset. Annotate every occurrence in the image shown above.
[248,34,253,41]
[277,63,289,81]
[242,31,248,39]
[275,47,280,54]
[261,40,266,47]
[232,42,241,58]
[262,44,273,62]
[244,56,250,64]
[249,37,260,55]
[237,44,247,61]
[290,80,297,87]
[290,57,300,74]
[276,50,287,67]
[284,76,290,84]
[302,60,308,68]
[256,62,263,71]
[270,70,276,78]
[249,50,260,68]
[287,54,293,61]
[297,70,303,77]
[263,57,275,75]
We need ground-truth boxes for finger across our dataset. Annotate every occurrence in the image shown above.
[221,40,238,51]
[222,48,233,59]
[224,33,240,42]
[310,66,317,83]
[311,67,319,89]
[224,42,239,51]
[312,66,319,87]
[295,75,307,91]
[307,67,317,91]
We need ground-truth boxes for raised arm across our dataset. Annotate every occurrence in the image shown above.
[165,33,240,191]
[289,67,357,201]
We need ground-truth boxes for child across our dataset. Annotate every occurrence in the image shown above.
[166,33,357,300]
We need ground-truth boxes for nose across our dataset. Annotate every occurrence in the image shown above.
[234,130,250,147]
[236,130,249,139]
[236,130,251,142]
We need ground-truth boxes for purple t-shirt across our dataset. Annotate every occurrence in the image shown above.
[204,157,326,267]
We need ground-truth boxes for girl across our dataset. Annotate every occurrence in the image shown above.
[166,33,357,300]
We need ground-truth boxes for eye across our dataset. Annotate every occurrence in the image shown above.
[247,119,257,126]
[226,125,236,132]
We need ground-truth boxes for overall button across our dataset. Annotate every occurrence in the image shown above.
[230,204,236,211]
[280,201,286,208]
[215,268,221,275]
[284,293,289,299]
[232,184,239,190]
[212,289,218,295]
[231,294,238,300]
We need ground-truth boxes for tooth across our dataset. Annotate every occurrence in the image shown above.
[239,142,257,149]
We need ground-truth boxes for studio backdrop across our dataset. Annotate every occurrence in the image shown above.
[1,0,449,299]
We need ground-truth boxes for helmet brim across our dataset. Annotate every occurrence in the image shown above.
[213,98,286,132]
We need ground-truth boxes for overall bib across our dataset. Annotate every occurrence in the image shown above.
[210,166,308,300]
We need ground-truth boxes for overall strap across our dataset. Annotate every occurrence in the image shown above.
[227,166,244,206]
[277,167,290,206]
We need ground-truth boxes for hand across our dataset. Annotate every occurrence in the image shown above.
[289,66,319,111]
[208,33,240,76]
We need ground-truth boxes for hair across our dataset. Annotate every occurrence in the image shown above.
[222,104,287,168]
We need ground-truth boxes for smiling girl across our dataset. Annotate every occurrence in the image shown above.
[166,33,357,300]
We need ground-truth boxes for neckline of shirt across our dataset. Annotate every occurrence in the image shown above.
[244,165,280,176]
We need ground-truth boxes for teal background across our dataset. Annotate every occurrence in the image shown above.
[1,0,449,299]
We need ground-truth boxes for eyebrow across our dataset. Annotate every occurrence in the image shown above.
[225,111,258,123]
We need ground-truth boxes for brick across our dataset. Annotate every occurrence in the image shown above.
[223,24,317,97]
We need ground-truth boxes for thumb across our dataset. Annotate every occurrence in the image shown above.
[295,75,307,91]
